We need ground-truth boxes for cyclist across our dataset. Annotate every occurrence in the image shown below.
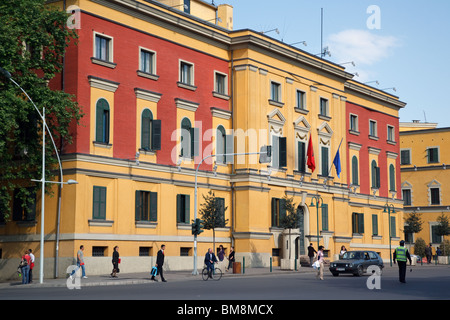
[204,248,218,278]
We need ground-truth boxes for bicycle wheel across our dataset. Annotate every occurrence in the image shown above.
[212,267,222,281]
[201,268,209,281]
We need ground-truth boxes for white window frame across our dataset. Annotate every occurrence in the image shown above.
[179,59,195,86]
[270,81,282,102]
[319,97,329,117]
[93,31,114,62]
[214,71,228,95]
[139,47,157,75]
[349,113,359,132]
[369,119,378,137]
[387,125,395,142]
[296,89,307,110]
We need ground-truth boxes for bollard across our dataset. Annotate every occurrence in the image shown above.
[295,258,297,271]
[270,257,272,272]
[243,257,245,274]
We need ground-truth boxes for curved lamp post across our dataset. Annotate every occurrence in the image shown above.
[383,203,396,267]
[0,67,77,283]
[310,194,324,250]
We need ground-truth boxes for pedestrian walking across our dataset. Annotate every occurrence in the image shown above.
[425,244,432,264]
[111,246,120,278]
[226,246,235,272]
[308,243,317,266]
[28,249,35,283]
[70,245,87,279]
[393,240,412,283]
[316,245,326,280]
[152,244,166,282]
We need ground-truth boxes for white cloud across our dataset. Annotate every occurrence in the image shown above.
[328,29,399,66]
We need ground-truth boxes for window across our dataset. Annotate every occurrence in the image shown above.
[272,135,287,169]
[180,61,194,86]
[271,82,281,102]
[140,49,155,74]
[322,203,328,231]
[351,156,359,185]
[95,34,112,61]
[183,0,190,13]
[430,188,440,205]
[92,246,106,257]
[371,160,380,189]
[352,212,364,234]
[95,98,110,144]
[214,72,227,95]
[400,149,411,165]
[12,187,36,222]
[135,190,157,222]
[369,120,377,137]
[390,216,396,237]
[297,141,306,172]
[216,126,226,164]
[389,164,396,191]
[387,125,395,142]
[372,214,378,236]
[427,147,439,163]
[402,189,411,206]
[180,118,199,159]
[321,146,329,177]
[141,109,161,151]
[349,114,358,132]
[296,90,306,110]
[93,186,107,220]
[271,198,286,227]
[431,225,442,243]
[319,98,328,116]
[176,194,190,224]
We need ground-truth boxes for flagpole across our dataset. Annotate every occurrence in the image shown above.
[328,138,343,178]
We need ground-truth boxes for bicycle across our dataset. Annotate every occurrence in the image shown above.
[201,265,222,281]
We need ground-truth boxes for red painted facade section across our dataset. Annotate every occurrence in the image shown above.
[346,101,401,199]
[61,12,230,169]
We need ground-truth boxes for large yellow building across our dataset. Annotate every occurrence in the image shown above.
[0,0,406,280]
[400,121,450,252]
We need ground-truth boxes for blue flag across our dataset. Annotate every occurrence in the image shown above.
[333,148,341,178]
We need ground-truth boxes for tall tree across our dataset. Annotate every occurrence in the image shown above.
[198,190,228,252]
[403,211,423,236]
[280,195,300,260]
[0,0,82,221]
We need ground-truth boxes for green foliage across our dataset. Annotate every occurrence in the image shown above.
[413,237,426,257]
[403,211,423,234]
[198,190,228,250]
[435,213,450,238]
[0,0,82,221]
[439,240,450,256]
[279,195,300,229]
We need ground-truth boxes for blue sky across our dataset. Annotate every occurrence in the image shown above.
[215,0,450,127]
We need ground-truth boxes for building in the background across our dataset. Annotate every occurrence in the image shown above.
[400,121,450,252]
[0,0,406,279]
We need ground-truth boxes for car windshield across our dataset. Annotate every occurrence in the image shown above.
[342,252,363,260]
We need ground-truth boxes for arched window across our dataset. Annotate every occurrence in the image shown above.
[352,156,359,185]
[181,118,191,158]
[371,160,380,189]
[141,109,153,151]
[389,164,396,191]
[216,125,226,163]
[96,98,110,143]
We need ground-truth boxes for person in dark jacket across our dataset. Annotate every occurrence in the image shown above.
[152,244,166,282]
[111,246,120,278]
[307,243,317,266]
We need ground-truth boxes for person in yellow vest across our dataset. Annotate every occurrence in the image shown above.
[393,240,412,283]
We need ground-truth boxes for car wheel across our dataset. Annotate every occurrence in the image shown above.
[354,265,364,277]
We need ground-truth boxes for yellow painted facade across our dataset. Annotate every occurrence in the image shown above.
[400,123,450,250]
[0,0,408,280]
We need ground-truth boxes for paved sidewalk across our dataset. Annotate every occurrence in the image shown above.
[0,266,317,289]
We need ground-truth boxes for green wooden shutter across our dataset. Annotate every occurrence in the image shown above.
[321,146,329,176]
[135,191,142,221]
[279,137,287,168]
[321,203,328,231]
[352,156,359,185]
[358,213,365,234]
[151,119,161,150]
[372,214,378,235]
[141,109,151,150]
[93,186,106,219]
[279,198,286,226]
[176,194,182,223]
[271,198,277,226]
[298,141,306,172]
[150,192,157,222]
[191,127,200,157]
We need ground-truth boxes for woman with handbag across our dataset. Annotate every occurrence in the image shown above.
[316,246,326,280]
[20,251,31,284]
[111,246,120,278]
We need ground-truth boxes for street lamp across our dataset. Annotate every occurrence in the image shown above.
[310,195,324,250]
[0,67,77,283]
[383,203,396,267]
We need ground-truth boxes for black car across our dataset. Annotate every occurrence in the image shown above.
[329,250,384,276]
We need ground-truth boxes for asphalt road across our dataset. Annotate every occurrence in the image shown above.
[1,265,448,302]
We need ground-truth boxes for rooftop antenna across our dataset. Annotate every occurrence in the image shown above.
[423,110,427,123]
[321,8,323,59]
